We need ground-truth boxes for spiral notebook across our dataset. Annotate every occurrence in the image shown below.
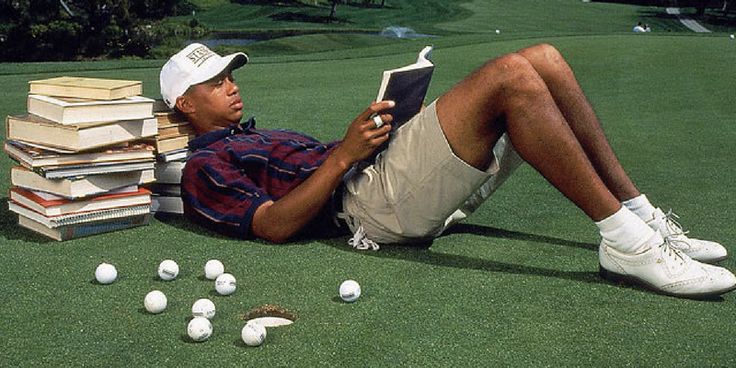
[9,202,151,228]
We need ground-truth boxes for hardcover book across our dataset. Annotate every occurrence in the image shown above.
[151,195,184,214]
[158,123,196,140]
[150,135,194,154]
[29,185,140,201]
[156,149,189,163]
[17,213,151,241]
[375,45,434,127]
[4,140,155,169]
[37,160,155,179]
[155,111,188,125]
[148,184,181,197]
[10,187,152,217]
[6,114,157,151]
[358,46,434,167]
[11,166,155,199]
[154,161,185,184]
[28,76,143,100]
[27,94,154,125]
[9,201,151,228]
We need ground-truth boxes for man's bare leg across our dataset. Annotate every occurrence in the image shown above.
[436,52,619,221]
[516,44,640,201]
[432,47,735,297]
[515,44,728,263]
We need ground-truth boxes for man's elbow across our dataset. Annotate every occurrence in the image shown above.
[251,220,294,244]
[260,231,291,244]
[251,201,303,243]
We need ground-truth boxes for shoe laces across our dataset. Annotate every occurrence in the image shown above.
[662,210,688,236]
[348,225,380,251]
[660,209,693,250]
[658,236,687,266]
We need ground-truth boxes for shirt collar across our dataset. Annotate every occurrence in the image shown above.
[188,116,256,151]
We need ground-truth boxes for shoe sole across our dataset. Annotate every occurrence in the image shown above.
[693,255,729,264]
[599,265,736,300]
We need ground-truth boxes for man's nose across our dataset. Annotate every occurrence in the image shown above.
[225,77,239,94]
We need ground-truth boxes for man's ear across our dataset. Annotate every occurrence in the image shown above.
[175,95,195,114]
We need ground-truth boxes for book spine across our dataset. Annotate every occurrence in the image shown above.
[151,196,184,214]
[41,162,155,179]
[60,214,151,239]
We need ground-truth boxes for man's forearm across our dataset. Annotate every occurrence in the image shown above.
[251,101,395,242]
[251,151,351,242]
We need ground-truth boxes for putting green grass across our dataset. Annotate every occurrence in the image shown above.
[2,34,736,366]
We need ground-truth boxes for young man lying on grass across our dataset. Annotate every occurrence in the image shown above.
[160,43,735,299]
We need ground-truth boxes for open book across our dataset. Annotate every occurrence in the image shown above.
[376,45,434,129]
[361,46,434,166]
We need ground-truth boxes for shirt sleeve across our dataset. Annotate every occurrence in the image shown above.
[181,150,271,238]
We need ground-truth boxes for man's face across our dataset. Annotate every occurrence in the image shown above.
[183,71,243,132]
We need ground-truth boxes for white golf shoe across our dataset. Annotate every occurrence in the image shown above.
[599,234,736,299]
[647,208,728,263]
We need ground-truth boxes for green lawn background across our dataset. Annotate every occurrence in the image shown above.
[1,1,736,366]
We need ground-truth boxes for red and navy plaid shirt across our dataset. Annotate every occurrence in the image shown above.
[182,117,344,239]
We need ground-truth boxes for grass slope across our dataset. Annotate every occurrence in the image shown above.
[1,34,736,366]
[436,0,690,34]
[171,0,732,58]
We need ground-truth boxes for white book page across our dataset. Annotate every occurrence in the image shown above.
[28,94,154,107]
[31,185,139,201]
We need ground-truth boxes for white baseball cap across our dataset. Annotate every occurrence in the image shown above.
[159,43,248,109]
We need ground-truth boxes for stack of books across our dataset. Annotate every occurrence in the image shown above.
[148,102,193,215]
[150,159,185,215]
[4,76,158,240]
[151,101,195,162]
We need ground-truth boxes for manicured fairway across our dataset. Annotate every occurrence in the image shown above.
[1,28,735,368]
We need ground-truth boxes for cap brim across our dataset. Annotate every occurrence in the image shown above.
[189,52,249,87]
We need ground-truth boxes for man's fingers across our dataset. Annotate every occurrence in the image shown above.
[356,100,395,122]
[377,113,393,124]
[372,115,384,128]
[372,100,395,112]
[359,113,394,130]
[369,130,391,145]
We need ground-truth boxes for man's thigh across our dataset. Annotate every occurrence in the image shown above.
[343,101,498,244]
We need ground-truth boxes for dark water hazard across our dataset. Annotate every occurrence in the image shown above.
[379,26,435,39]
[187,38,259,48]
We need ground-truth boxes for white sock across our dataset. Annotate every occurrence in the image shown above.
[622,194,657,223]
[596,206,660,253]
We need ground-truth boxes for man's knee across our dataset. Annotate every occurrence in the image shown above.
[486,53,547,99]
[518,43,566,70]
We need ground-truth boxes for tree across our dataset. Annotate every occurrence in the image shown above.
[0,0,192,61]
[694,0,707,16]
[328,0,341,22]
[677,0,710,16]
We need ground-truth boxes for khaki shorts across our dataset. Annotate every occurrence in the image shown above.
[342,100,524,244]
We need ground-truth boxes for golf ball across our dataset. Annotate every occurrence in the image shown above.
[187,317,213,342]
[215,273,237,295]
[204,260,224,280]
[144,290,167,314]
[158,259,179,281]
[495,29,501,34]
[241,321,267,347]
[731,34,735,39]
[339,280,361,302]
[95,263,117,284]
[191,298,216,319]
